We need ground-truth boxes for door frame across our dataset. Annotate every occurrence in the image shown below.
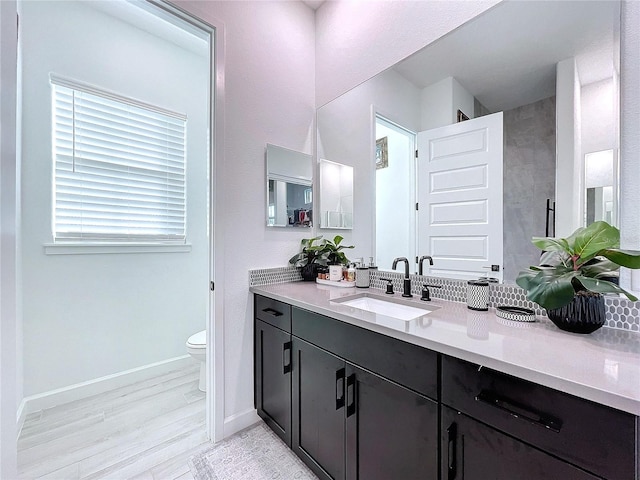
[143,0,227,442]
[0,1,19,476]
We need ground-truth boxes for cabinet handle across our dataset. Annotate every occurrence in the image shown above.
[475,390,562,433]
[262,307,283,317]
[346,373,356,417]
[447,422,457,480]
[335,368,345,410]
[282,341,292,374]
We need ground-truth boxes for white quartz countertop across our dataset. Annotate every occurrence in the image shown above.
[250,282,640,416]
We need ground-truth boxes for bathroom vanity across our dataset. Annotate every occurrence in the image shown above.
[251,283,640,480]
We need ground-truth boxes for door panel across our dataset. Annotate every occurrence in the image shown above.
[255,320,291,446]
[441,407,599,480]
[346,364,438,480]
[418,112,503,281]
[292,338,346,480]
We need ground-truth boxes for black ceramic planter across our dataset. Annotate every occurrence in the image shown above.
[546,293,606,334]
[300,263,318,281]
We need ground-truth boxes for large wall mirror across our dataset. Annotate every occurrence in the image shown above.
[317,0,621,283]
[266,144,313,228]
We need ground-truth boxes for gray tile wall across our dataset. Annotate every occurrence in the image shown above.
[503,96,556,283]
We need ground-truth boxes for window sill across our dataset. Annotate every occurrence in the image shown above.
[44,243,192,255]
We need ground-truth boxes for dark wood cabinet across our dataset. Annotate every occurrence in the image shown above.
[291,337,440,480]
[254,313,292,446]
[254,295,640,480]
[292,337,346,480]
[345,364,438,480]
[441,406,600,480]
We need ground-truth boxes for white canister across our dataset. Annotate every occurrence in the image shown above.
[329,265,343,282]
[467,280,489,311]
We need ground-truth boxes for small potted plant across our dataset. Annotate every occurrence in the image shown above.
[516,221,640,333]
[289,235,354,281]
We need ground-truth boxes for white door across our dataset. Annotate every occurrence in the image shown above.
[417,112,503,281]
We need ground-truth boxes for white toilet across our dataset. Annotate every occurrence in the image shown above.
[186,330,206,392]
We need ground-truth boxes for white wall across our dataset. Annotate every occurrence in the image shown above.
[555,58,582,237]
[20,1,209,396]
[0,0,19,475]
[421,77,454,130]
[317,68,421,264]
[314,0,501,106]
[420,76,476,130]
[582,78,616,156]
[176,0,315,433]
[452,77,476,123]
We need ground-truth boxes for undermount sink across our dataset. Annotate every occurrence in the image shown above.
[331,293,440,320]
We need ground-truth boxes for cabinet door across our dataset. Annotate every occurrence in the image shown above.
[255,319,292,446]
[441,407,600,480]
[345,364,438,480]
[292,338,346,480]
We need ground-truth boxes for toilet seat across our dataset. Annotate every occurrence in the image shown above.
[187,330,206,349]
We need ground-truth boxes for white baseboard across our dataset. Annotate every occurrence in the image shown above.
[223,408,260,438]
[16,398,27,440]
[18,355,192,424]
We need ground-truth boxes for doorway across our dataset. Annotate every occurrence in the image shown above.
[375,116,417,271]
[16,0,217,475]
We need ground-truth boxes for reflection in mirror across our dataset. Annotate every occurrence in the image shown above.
[316,0,620,283]
[266,144,312,228]
[375,117,415,271]
[319,159,353,229]
[584,149,616,226]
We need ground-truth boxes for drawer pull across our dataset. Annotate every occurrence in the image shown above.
[282,341,292,374]
[262,307,283,317]
[335,368,345,410]
[475,390,562,433]
[346,373,356,417]
[447,422,457,480]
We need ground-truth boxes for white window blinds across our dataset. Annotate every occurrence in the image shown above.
[51,78,187,243]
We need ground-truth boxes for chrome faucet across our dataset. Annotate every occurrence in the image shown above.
[392,257,413,298]
[418,255,434,275]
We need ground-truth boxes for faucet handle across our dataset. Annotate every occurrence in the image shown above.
[421,284,442,301]
[380,278,394,294]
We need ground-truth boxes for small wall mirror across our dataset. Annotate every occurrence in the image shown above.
[319,159,354,229]
[266,144,313,228]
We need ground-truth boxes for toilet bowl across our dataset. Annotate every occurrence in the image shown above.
[186,330,206,392]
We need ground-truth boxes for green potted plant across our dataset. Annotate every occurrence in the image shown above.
[289,235,354,281]
[516,221,640,333]
[321,235,354,266]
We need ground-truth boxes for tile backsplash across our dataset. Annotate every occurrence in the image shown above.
[249,266,640,332]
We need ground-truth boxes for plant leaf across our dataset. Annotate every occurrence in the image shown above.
[579,258,620,277]
[532,237,571,254]
[600,248,640,269]
[516,268,577,310]
[574,276,638,301]
[539,250,570,268]
[569,221,620,261]
[333,235,344,246]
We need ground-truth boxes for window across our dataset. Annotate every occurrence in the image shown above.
[51,76,187,243]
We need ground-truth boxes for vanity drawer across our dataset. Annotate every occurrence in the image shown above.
[255,295,291,332]
[441,356,638,480]
[292,306,438,399]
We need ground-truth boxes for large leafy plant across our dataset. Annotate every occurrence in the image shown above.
[516,221,640,310]
[289,235,354,267]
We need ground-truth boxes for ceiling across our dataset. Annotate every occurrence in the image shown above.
[393,1,619,113]
[302,0,325,11]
